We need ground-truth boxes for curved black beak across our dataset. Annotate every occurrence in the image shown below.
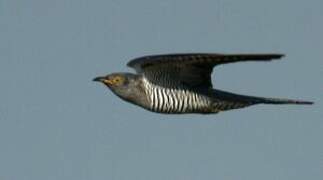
[93,76,104,82]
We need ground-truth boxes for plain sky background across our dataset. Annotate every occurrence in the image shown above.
[1,0,322,179]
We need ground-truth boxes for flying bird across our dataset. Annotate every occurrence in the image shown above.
[93,53,313,114]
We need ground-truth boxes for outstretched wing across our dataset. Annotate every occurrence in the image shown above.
[127,53,284,89]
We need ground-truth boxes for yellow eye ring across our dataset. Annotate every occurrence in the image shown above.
[112,76,124,84]
[115,78,120,82]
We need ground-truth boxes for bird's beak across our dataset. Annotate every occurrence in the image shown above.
[93,76,114,85]
[93,76,105,82]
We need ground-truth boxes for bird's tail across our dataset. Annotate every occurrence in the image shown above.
[254,97,313,105]
[212,89,314,105]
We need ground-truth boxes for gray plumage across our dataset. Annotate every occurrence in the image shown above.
[93,53,313,114]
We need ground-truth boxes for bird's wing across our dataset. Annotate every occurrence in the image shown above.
[127,53,284,89]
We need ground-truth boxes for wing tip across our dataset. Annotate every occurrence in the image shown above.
[251,53,285,60]
[272,54,285,59]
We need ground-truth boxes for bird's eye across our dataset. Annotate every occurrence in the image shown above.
[113,76,123,84]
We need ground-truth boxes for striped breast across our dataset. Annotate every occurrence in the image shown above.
[142,78,212,113]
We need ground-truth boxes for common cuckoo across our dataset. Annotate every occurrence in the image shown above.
[93,53,313,114]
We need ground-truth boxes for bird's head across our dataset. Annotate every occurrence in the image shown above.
[93,73,140,101]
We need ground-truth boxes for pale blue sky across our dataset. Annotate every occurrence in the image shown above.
[0,0,322,179]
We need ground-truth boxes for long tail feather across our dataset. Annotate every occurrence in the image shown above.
[212,89,314,105]
[258,97,313,105]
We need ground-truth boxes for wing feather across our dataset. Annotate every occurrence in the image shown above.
[127,53,284,89]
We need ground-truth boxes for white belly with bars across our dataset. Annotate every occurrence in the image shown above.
[142,78,211,113]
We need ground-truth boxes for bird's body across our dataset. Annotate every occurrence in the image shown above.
[94,53,313,114]
[141,77,212,113]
